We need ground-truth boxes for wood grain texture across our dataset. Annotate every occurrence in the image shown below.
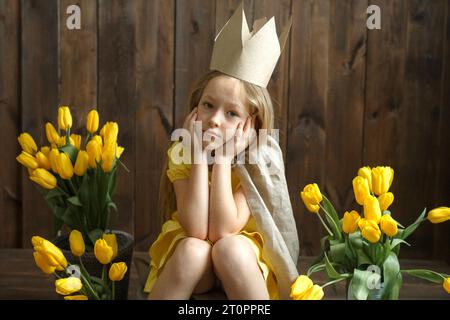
[0,0,21,247]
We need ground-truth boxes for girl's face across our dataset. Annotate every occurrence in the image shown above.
[196,75,251,148]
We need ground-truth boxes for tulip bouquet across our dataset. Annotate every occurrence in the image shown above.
[31,230,128,300]
[296,166,450,300]
[16,106,128,248]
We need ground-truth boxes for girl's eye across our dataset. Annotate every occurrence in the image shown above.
[203,102,213,109]
[227,111,238,117]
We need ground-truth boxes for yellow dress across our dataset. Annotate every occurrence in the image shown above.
[144,142,279,299]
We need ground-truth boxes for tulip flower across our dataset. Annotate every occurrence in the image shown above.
[64,295,88,300]
[69,230,85,257]
[56,152,74,180]
[116,145,124,158]
[444,278,450,294]
[380,214,398,237]
[48,148,60,173]
[378,192,394,211]
[343,210,361,234]
[371,166,394,196]
[58,106,72,130]
[29,169,57,189]
[102,122,119,149]
[103,233,118,260]
[109,262,128,281]
[94,239,113,264]
[363,195,381,223]
[45,122,60,144]
[300,183,323,213]
[18,133,38,155]
[358,166,372,191]
[71,134,82,150]
[55,277,82,295]
[427,207,450,224]
[91,135,103,147]
[35,151,51,170]
[32,236,68,270]
[33,251,56,274]
[86,140,102,169]
[361,220,381,243]
[101,143,115,173]
[290,275,313,300]
[87,109,99,133]
[16,151,39,170]
[353,176,370,206]
[40,146,51,156]
[300,284,324,300]
[74,150,89,176]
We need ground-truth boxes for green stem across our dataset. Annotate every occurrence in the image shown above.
[321,276,350,289]
[83,133,92,149]
[319,203,342,240]
[57,186,70,197]
[317,212,334,237]
[400,269,447,280]
[112,281,115,300]
[68,179,77,195]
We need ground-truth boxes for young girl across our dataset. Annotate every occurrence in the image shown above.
[143,69,298,300]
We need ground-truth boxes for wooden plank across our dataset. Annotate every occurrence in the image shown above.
[0,0,21,247]
[134,0,174,251]
[254,0,291,155]
[98,0,135,235]
[434,1,450,263]
[286,0,330,256]
[59,0,97,130]
[215,0,254,34]
[21,0,59,246]
[174,0,216,128]
[325,0,367,217]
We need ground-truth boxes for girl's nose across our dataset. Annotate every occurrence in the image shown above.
[208,112,221,128]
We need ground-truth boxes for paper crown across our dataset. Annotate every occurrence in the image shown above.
[210,3,292,88]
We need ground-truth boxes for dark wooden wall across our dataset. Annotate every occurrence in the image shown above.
[1,0,449,261]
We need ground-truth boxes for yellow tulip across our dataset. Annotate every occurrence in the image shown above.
[86,140,102,169]
[58,106,72,130]
[300,183,323,213]
[33,251,56,274]
[361,220,381,243]
[91,135,103,147]
[290,275,313,300]
[70,134,82,150]
[102,122,119,149]
[371,166,394,196]
[94,239,113,264]
[352,176,370,206]
[35,151,51,170]
[55,277,82,295]
[18,133,38,155]
[358,218,369,230]
[378,192,394,211]
[116,145,124,158]
[29,168,57,189]
[40,146,51,156]
[69,230,85,257]
[32,236,68,270]
[342,210,361,234]
[363,195,381,223]
[301,284,324,300]
[87,109,99,133]
[103,233,118,260]
[16,151,39,170]
[56,135,75,147]
[380,214,398,237]
[45,122,60,144]
[427,207,450,224]
[109,262,128,281]
[64,295,88,300]
[74,151,89,176]
[358,166,372,192]
[443,278,450,294]
[48,149,60,173]
[56,152,74,180]
[101,143,115,173]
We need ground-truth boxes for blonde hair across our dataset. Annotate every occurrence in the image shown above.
[158,70,275,223]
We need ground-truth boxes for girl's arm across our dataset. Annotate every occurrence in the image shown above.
[173,162,209,239]
[208,161,251,243]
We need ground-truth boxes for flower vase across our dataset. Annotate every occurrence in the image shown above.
[346,280,385,300]
[53,230,134,300]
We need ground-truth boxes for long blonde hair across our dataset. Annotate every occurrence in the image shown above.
[158,70,274,223]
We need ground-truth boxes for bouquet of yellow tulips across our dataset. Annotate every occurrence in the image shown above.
[16,106,128,248]
[292,166,450,300]
[32,230,128,300]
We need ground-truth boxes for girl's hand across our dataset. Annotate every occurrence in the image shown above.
[182,107,205,161]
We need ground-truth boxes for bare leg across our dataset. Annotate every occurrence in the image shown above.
[211,235,270,300]
[148,237,215,299]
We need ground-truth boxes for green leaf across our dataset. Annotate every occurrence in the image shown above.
[67,196,82,207]
[88,229,104,245]
[77,174,92,230]
[401,269,445,284]
[390,238,410,250]
[329,243,346,264]
[382,252,401,299]
[321,195,343,241]
[401,208,427,241]
[59,144,78,163]
[307,262,326,276]
[355,248,372,267]
[349,269,374,300]
[324,252,345,279]
[45,188,62,201]
[349,231,363,249]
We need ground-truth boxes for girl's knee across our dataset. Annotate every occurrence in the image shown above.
[211,235,252,268]
[175,237,212,263]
